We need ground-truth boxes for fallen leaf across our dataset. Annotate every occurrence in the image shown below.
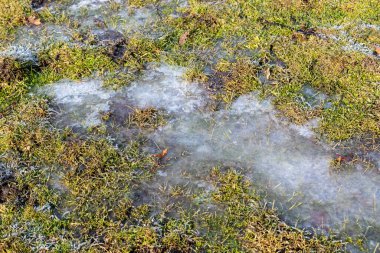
[179,31,190,46]
[152,148,168,159]
[27,16,41,26]
[374,46,380,56]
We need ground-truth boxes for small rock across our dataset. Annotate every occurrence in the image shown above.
[31,0,46,8]
[95,30,125,47]
[95,30,127,60]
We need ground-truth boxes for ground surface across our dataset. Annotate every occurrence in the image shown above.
[0,0,379,252]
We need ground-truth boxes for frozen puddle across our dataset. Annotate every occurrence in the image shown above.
[0,25,72,62]
[65,0,158,36]
[38,79,116,129]
[123,65,379,250]
[39,64,380,250]
[69,0,122,10]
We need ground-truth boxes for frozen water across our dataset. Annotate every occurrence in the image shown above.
[37,79,116,128]
[69,0,122,10]
[35,64,380,251]
[124,65,208,114]
[111,65,380,249]
[0,25,72,62]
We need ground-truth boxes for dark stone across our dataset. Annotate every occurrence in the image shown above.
[96,30,125,47]
[31,0,46,8]
[95,30,127,60]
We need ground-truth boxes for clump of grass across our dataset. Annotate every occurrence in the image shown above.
[127,0,158,7]
[0,0,32,40]
[204,168,344,252]
[103,70,137,88]
[272,36,380,140]
[183,65,209,83]
[121,37,161,71]
[213,58,260,104]
[0,57,27,83]
[128,107,166,129]
[0,58,31,113]
[34,43,118,85]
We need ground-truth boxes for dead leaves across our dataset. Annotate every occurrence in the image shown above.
[374,46,380,56]
[152,148,168,159]
[179,31,190,46]
[27,15,41,26]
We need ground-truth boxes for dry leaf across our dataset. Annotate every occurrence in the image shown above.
[374,46,380,56]
[152,148,168,159]
[27,16,41,26]
[179,31,190,46]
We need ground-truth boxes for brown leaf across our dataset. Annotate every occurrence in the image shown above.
[152,148,168,159]
[179,31,190,46]
[27,16,41,26]
[374,46,380,56]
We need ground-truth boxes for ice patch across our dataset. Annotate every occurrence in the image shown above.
[38,79,116,128]
[0,25,72,62]
[69,0,121,10]
[124,65,207,114]
[112,65,380,250]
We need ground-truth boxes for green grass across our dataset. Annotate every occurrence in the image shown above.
[0,0,32,40]
[1,0,378,251]
[34,43,118,85]
[0,96,344,252]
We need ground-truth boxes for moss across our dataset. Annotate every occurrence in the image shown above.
[0,0,377,250]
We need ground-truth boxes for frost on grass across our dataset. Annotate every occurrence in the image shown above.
[0,25,72,62]
[109,65,380,248]
[37,79,116,128]
[124,64,208,114]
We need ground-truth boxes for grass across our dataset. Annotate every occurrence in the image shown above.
[0,98,344,251]
[34,43,118,85]
[0,0,378,251]
[0,0,32,40]
[0,57,33,112]
[152,0,380,141]
[128,107,167,129]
